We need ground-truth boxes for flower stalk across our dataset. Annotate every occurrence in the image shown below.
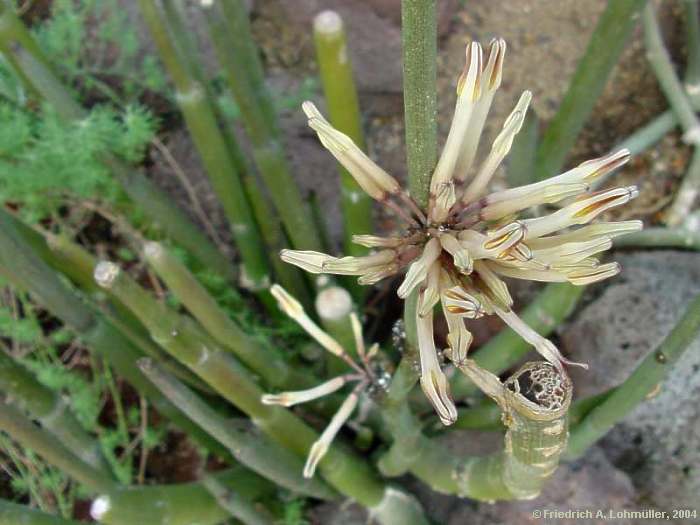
[313,10,374,260]
[401,0,438,208]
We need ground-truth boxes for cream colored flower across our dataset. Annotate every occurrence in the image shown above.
[281,38,641,425]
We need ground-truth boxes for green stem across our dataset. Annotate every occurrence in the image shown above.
[138,357,336,500]
[313,10,373,259]
[92,466,274,525]
[203,1,323,253]
[643,3,700,141]
[143,241,308,389]
[0,401,116,493]
[35,229,216,394]
[376,357,423,477]
[391,4,438,474]
[684,0,700,92]
[452,283,584,399]
[217,0,279,135]
[201,475,275,525]
[0,351,113,478]
[615,110,677,155]
[535,0,649,180]
[0,210,228,459]
[614,226,700,250]
[666,147,700,226]
[567,293,700,458]
[240,171,312,305]
[401,0,437,209]
[446,387,616,431]
[411,362,572,500]
[315,285,356,374]
[0,6,234,282]
[137,0,271,292]
[0,500,82,525]
[507,112,539,187]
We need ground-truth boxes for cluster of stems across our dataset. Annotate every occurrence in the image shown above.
[2,1,700,524]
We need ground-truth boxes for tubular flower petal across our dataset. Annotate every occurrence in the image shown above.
[417,310,458,426]
[303,101,400,201]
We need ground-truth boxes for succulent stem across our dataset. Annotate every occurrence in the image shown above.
[401,0,438,209]
[313,10,374,261]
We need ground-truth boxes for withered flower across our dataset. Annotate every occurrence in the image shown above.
[262,285,383,477]
[281,39,640,425]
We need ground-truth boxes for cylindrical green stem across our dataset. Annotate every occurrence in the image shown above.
[0,6,234,282]
[315,285,356,374]
[535,0,649,180]
[36,230,218,394]
[0,210,228,459]
[143,241,308,389]
[507,112,540,187]
[240,171,312,305]
[0,500,82,525]
[138,357,336,500]
[376,357,424,477]
[137,0,271,292]
[313,10,373,259]
[203,1,323,253]
[452,283,584,399]
[684,0,700,93]
[567,293,700,458]
[91,466,273,525]
[401,0,437,209]
[0,401,116,493]
[643,3,700,142]
[412,362,572,501]
[217,0,279,135]
[614,226,700,250]
[615,110,677,155]
[666,147,700,226]
[394,4,438,470]
[201,475,274,525]
[0,351,113,478]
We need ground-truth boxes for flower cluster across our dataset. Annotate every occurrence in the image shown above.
[262,285,383,478]
[281,39,641,426]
